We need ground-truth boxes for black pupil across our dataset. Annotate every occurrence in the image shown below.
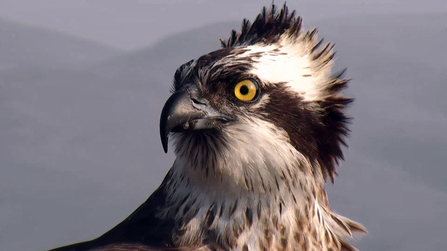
[240,85,249,95]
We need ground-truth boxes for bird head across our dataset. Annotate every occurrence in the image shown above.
[160,4,351,188]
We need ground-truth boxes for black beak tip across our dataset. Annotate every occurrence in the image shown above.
[160,122,169,153]
[162,137,168,153]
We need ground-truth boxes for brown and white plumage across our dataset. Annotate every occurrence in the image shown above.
[50,4,366,251]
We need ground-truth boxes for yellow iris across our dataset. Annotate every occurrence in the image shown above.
[233,79,258,101]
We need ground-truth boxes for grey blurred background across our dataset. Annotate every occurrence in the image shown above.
[1,0,446,250]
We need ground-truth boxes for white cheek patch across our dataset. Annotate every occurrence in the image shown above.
[239,35,333,102]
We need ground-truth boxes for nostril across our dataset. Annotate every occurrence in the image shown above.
[191,97,207,105]
[186,85,207,105]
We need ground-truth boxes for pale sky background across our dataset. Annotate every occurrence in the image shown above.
[0,0,446,49]
[1,1,447,251]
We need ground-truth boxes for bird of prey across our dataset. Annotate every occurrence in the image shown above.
[50,4,366,251]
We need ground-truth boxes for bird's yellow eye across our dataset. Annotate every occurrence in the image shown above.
[233,79,258,102]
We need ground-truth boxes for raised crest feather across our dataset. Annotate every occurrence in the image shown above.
[221,3,302,47]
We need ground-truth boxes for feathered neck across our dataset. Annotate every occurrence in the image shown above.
[153,120,364,251]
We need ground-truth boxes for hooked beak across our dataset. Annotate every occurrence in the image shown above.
[159,86,233,153]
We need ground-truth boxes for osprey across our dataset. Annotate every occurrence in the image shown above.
[51,4,366,251]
